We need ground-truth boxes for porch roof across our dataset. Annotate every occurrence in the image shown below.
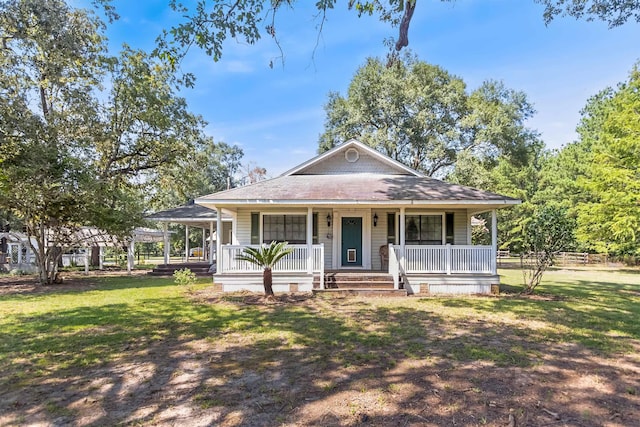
[196,173,520,209]
[145,202,232,227]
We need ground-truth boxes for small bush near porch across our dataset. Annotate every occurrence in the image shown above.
[0,268,638,426]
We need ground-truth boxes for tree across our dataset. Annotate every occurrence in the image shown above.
[0,0,205,284]
[156,0,418,71]
[319,55,538,178]
[151,1,640,71]
[150,138,244,210]
[521,205,576,294]
[575,65,640,256]
[235,241,293,297]
[535,0,640,28]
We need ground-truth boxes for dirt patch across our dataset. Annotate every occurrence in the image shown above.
[0,270,148,295]
[1,278,638,426]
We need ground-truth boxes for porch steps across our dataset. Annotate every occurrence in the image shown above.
[148,262,212,277]
[313,288,408,297]
[313,272,404,296]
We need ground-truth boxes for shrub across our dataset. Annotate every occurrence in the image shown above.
[173,268,197,287]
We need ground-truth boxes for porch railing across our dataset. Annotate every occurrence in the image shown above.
[390,244,495,275]
[219,244,325,275]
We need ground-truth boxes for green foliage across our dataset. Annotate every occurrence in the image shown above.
[574,65,640,256]
[154,1,640,71]
[535,0,640,27]
[156,1,417,72]
[319,54,539,178]
[521,205,576,294]
[236,241,294,296]
[150,138,244,210]
[236,241,294,270]
[0,0,208,284]
[173,268,197,287]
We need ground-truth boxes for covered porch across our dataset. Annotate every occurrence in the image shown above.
[209,205,501,294]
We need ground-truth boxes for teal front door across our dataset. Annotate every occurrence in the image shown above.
[341,217,362,267]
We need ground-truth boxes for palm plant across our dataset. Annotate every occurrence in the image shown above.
[236,241,293,296]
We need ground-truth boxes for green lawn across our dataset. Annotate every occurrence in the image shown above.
[0,268,638,426]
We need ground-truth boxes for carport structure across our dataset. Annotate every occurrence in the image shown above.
[145,201,233,265]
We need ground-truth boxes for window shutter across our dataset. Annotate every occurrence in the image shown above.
[250,213,259,244]
[313,213,318,244]
[387,213,396,244]
[446,212,454,244]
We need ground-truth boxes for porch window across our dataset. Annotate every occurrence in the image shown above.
[263,215,306,244]
[405,215,443,245]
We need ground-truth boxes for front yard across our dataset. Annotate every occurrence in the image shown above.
[0,268,638,426]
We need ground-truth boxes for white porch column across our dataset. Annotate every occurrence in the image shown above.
[399,207,406,272]
[209,221,214,264]
[185,225,190,262]
[163,223,170,265]
[17,241,22,264]
[25,241,30,264]
[215,207,222,273]
[127,238,135,275]
[306,207,313,274]
[467,211,472,245]
[99,246,104,270]
[491,209,498,274]
[201,228,205,261]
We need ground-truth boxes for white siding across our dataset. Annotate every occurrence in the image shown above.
[453,209,468,245]
[370,211,388,271]
[299,150,409,175]
[316,209,333,269]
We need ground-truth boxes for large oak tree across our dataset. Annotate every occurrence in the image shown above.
[0,0,207,284]
[318,54,539,178]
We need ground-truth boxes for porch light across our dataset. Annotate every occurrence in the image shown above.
[373,213,378,227]
[326,213,332,227]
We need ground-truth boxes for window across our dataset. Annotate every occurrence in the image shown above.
[387,213,396,244]
[405,215,443,245]
[263,215,306,244]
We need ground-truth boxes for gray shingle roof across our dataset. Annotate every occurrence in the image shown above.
[196,174,519,204]
[145,203,219,221]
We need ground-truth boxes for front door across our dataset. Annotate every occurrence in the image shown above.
[341,217,362,267]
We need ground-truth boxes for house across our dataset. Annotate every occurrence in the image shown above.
[195,139,520,294]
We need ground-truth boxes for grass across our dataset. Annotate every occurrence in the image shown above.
[0,268,638,425]
[1,269,638,375]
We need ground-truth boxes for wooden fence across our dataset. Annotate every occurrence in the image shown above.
[497,251,609,267]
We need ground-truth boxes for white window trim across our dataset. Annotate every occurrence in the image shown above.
[260,211,310,244]
[402,212,446,245]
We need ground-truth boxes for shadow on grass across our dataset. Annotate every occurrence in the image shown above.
[0,274,638,426]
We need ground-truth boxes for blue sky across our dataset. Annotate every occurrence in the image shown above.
[86,1,639,176]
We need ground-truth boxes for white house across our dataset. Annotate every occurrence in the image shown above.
[195,140,520,294]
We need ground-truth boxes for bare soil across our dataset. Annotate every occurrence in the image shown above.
[1,275,639,426]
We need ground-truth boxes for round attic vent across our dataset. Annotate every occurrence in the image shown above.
[345,148,359,163]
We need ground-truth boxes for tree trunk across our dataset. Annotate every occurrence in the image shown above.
[263,267,274,296]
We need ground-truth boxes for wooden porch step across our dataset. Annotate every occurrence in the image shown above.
[148,262,212,277]
[314,271,399,290]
